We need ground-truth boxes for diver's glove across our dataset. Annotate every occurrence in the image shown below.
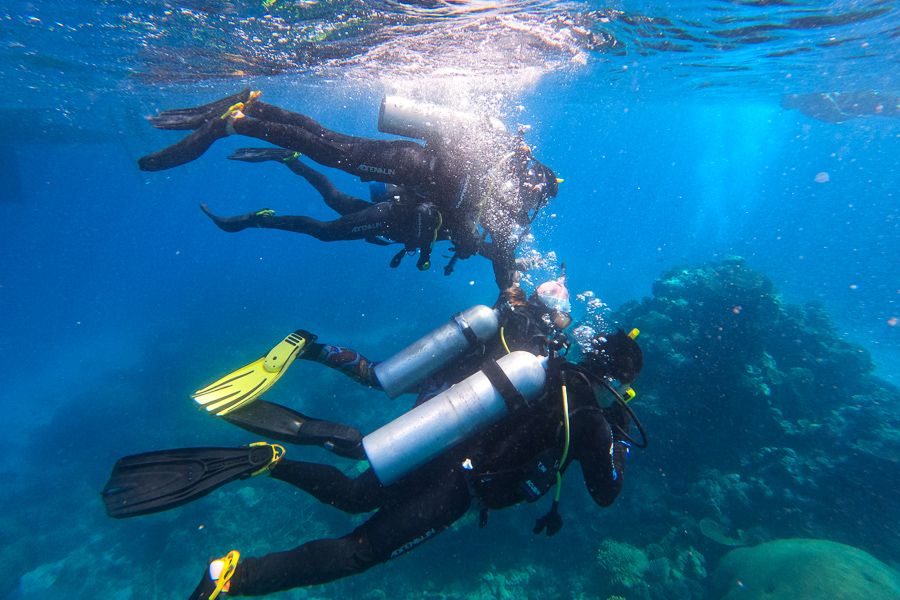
[533,500,563,536]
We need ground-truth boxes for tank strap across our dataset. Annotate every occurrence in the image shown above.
[453,313,479,346]
[481,359,527,411]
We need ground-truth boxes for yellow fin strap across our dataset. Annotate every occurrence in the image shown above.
[249,442,286,477]
[210,550,240,599]
[285,151,302,162]
[263,331,307,372]
[219,91,260,120]
[628,328,640,339]
[220,102,245,120]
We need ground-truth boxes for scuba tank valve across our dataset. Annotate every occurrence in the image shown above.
[363,351,547,485]
[374,305,499,398]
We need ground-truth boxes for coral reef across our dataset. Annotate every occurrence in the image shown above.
[712,538,900,599]
[612,257,900,562]
[592,539,707,599]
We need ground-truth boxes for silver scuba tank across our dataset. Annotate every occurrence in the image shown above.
[378,95,508,141]
[363,350,547,485]
[374,304,499,398]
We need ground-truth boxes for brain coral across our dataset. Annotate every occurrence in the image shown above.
[596,539,649,589]
[712,538,900,600]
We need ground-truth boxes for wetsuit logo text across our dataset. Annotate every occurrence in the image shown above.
[359,164,396,176]
[390,527,437,558]
[351,222,384,233]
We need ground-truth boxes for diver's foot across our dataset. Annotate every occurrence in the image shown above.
[188,551,240,600]
[200,203,276,233]
[138,114,234,172]
[148,88,260,130]
[228,148,301,163]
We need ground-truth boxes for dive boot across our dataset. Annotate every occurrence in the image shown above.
[224,399,365,459]
[148,89,258,130]
[188,550,240,600]
[200,203,277,233]
[192,330,314,416]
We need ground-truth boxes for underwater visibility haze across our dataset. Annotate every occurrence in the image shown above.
[1,1,898,598]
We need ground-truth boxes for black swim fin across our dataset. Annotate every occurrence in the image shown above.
[224,400,364,460]
[101,442,284,518]
[147,88,254,130]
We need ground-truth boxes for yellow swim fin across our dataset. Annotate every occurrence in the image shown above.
[192,330,311,416]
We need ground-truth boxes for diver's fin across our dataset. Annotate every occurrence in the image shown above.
[101,442,285,518]
[228,148,300,163]
[199,203,276,233]
[147,88,257,130]
[224,399,365,459]
[192,330,313,416]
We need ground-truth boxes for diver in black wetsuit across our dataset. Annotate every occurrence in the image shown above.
[179,319,643,599]
[137,89,559,289]
[200,147,446,271]
[101,278,644,598]
[202,354,639,599]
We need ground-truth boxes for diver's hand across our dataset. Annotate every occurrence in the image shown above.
[533,500,563,536]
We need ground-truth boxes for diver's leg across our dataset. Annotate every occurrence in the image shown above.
[201,201,393,241]
[229,114,434,184]
[227,465,471,595]
[223,400,364,459]
[246,102,369,146]
[228,148,372,215]
[283,157,373,215]
[269,462,384,513]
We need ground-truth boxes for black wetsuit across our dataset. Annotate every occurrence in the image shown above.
[140,97,556,288]
[229,372,631,595]
[207,155,446,268]
[221,303,630,595]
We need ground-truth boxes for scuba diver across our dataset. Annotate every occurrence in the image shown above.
[200,147,447,271]
[102,315,644,600]
[138,90,560,290]
[186,276,578,457]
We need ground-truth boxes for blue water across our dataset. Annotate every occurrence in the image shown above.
[1,1,898,598]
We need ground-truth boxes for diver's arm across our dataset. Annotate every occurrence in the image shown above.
[480,235,518,291]
[301,341,382,389]
[569,405,626,507]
